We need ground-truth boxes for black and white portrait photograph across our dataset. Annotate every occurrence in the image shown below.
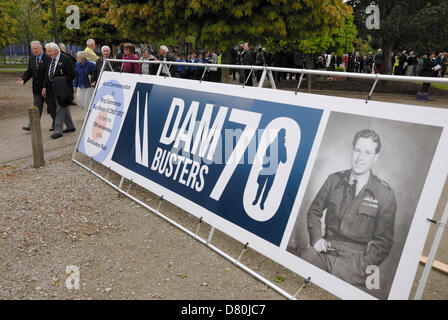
[287,111,443,299]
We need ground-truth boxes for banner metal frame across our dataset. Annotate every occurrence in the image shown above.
[72,58,448,300]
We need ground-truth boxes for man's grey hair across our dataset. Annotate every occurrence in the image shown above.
[101,45,111,52]
[46,42,60,52]
[159,45,169,53]
[30,40,42,48]
[59,43,66,50]
[76,51,87,59]
[86,39,95,46]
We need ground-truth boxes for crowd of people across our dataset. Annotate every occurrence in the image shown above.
[16,38,448,139]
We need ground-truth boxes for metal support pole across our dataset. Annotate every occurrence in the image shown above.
[156,63,163,76]
[415,196,448,299]
[258,69,267,88]
[157,195,164,213]
[118,177,125,190]
[107,61,114,72]
[126,179,133,194]
[195,217,203,238]
[295,73,305,95]
[236,242,249,263]
[51,0,58,44]
[366,79,379,103]
[243,68,253,87]
[207,227,215,245]
[105,167,111,181]
[292,277,311,300]
[200,68,207,82]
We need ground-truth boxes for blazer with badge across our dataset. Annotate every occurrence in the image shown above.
[21,53,51,96]
[43,53,76,99]
[307,169,397,270]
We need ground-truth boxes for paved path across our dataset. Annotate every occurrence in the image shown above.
[0,106,87,164]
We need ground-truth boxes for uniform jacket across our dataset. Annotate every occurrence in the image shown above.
[91,57,115,84]
[21,52,51,96]
[307,169,396,268]
[43,53,76,99]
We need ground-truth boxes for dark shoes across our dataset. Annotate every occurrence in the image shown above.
[51,133,63,139]
[63,127,76,133]
[49,127,54,131]
[22,126,31,131]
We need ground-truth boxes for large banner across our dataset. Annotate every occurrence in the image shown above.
[78,72,448,300]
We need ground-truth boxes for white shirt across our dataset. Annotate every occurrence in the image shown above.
[350,171,370,196]
[49,51,61,77]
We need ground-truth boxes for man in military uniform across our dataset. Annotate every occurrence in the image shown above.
[301,129,396,288]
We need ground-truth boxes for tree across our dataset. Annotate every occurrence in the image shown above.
[399,1,448,54]
[14,0,50,48]
[42,0,123,46]
[105,0,354,54]
[0,0,18,52]
[348,0,448,74]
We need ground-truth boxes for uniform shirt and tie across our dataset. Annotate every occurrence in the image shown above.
[48,52,61,80]
[303,169,397,286]
[35,52,43,71]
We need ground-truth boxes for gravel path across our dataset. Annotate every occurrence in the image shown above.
[0,152,337,300]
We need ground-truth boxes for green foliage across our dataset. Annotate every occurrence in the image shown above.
[105,0,355,53]
[274,275,285,283]
[0,0,18,49]
[14,0,50,44]
[42,0,123,46]
[263,14,357,55]
[348,0,448,53]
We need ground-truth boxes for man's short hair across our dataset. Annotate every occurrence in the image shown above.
[30,40,42,48]
[86,39,95,46]
[46,42,60,52]
[159,45,169,53]
[352,129,381,154]
[59,43,66,50]
[101,45,111,52]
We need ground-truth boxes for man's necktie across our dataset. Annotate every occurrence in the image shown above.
[351,179,358,198]
[36,56,39,71]
[49,58,56,79]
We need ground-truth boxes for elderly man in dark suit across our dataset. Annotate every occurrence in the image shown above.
[42,42,76,139]
[17,41,56,132]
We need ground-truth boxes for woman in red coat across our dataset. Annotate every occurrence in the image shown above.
[121,43,141,74]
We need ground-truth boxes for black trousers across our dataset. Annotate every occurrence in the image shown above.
[421,82,431,93]
[30,94,56,128]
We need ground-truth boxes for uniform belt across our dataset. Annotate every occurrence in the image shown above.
[325,230,367,253]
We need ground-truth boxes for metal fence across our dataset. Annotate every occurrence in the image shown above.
[0,44,83,64]
[73,59,448,300]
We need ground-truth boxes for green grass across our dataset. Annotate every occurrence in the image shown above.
[415,81,448,91]
[0,64,27,69]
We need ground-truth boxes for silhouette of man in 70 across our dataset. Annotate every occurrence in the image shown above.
[252,129,287,210]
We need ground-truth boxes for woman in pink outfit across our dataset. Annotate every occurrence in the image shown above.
[121,44,141,74]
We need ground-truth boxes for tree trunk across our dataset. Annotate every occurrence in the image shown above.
[221,50,231,84]
[305,54,314,93]
[382,46,393,75]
